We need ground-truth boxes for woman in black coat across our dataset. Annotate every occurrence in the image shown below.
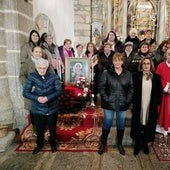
[130,56,162,155]
[98,52,133,155]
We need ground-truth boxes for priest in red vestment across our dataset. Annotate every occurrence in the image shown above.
[156,48,170,136]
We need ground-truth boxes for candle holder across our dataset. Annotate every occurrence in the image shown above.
[90,94,95,107]
[90,81,95,107]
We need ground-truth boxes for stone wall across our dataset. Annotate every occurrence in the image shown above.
[0,0,34,130]
[74,0,104,48]
[74,0,91,48]
[1,0,170,132]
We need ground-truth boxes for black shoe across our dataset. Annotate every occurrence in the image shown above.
[98,143,105,155]
[133,146,139,155]
[51,146,57,153]
[143,143,149,154]
[117,144,125,155]
[32,147,41,155]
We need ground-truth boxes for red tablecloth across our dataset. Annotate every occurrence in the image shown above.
[65,85,83,97]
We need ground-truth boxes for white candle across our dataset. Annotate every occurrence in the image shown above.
[91,65,94,81]
[58,60,61,80]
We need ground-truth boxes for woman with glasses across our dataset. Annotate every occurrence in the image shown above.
[130,56,162,155]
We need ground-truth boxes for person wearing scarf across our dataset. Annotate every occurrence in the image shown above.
[41,34,64,80]
[58,39,75,82]
[130,56,162,155]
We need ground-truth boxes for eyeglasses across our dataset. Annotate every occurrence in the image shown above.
[37,67,47,70]
[163,45,168,48]
[143,62,150,65]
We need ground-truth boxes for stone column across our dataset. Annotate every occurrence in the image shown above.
[3,0,34,131]
[0,0,14,128]
[74,0,91,47]
[107,0,112,33]
[0,0,15,152]
[122,0,128,41]
[158,0,166,43]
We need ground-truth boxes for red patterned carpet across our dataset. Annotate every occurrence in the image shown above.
[152,133,170,162]
[15,107,105,152]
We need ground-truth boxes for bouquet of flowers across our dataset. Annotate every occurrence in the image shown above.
[59,77,91,114]
[75,77,89,89]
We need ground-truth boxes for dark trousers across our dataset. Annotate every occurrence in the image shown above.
[135,125,147,147]
[33,113,58,148]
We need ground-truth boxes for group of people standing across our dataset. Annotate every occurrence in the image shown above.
[97,29,170,156]
[20,28,170,156]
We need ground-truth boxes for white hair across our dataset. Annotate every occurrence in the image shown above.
[35,58,49,68]
[129,28,138,35]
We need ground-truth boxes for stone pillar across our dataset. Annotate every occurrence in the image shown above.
[0,0,14,128]
[74,0,104,47]
[122,0,128,41]
[107,0,112,34]
[158,0,166,43]
[1,0,34,131]
[74,0,91,47]
[0,0,15,152]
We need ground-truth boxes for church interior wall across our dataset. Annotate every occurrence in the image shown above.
[33,0,74,46]
[0,0,170,131]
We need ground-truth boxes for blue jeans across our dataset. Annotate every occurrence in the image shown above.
[103,109,126,130]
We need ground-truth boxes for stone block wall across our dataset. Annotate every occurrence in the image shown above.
[74,0,104,49]
[0,0,34,130]
[74,0,91,48]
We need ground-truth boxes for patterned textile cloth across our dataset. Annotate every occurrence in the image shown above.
[15,107,105,152]
[152,133,170,162]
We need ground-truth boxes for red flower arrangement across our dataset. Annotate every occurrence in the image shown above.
[75,77,89,89]
[59,77,91,114]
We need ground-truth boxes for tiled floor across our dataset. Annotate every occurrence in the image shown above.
[0,143,169,170]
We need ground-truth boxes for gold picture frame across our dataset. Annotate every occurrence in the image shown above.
[65,58,90,84]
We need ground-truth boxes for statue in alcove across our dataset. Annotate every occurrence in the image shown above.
[92,28,101,48]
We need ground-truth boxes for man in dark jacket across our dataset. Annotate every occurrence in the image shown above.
[23,58,62,154]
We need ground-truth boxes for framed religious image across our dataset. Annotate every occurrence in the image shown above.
[65,58,90,84]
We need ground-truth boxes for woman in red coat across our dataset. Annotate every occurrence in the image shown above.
[156,48,170,136]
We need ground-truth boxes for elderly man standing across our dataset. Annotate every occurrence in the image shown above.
[23,58,63,154]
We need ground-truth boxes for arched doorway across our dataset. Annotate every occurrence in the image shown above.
[34,13,56,43]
